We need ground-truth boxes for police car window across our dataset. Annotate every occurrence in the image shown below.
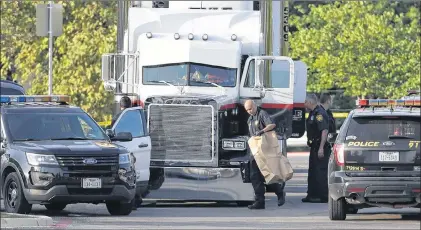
[78,117,100,139]
[346,116,420,141]
[5,112,107,141]
[0,87,24,95]
[114,110,144,138]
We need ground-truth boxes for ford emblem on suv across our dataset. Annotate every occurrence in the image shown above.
[83,158,98,164]
[382,141,395,146]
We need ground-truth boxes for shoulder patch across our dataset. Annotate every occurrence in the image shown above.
[316,114,323,122]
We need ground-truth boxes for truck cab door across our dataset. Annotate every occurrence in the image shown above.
[111,107,151,186]
[239,56,306,138]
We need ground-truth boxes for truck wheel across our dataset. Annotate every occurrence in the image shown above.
[3,172,32,214]
[106,201,133,216]
[45,203,67,211]
[328,196,346,220]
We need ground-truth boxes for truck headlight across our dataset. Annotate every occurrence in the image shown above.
[26,153,58,166]
[119,153,131,164]
[223,140,234,148]
[222,140,246,151]
[234,141,245,149]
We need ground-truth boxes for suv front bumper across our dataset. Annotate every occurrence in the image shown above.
[329,171,421,208]
[24,185,135,204]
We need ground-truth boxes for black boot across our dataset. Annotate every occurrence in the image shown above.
[248,196,265,210]
[277,191,286,206]
[248,201,265,209]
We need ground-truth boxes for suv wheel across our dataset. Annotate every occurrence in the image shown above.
[328,196,346,220]
[106,201,133,216]
[3,172,32,214]
[45,203,67,211]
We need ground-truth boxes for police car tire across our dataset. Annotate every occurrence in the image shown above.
[328,196,346,221]
[3,172,32,214]
[45,203,67,211]
[106,201,133,216]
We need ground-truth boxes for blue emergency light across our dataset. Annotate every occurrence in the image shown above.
[0,95,71,104]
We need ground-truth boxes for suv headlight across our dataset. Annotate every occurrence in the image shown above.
[119,153,131,164]
[26,153,58,166]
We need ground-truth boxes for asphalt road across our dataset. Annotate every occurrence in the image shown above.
[1,153,420,229]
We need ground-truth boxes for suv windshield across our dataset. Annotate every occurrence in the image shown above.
[346,116,420,141]
[0,87,24,95]
[4,112,108,141]
[143,62,237,87]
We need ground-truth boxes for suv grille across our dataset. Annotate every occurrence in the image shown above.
[56,155,119,167]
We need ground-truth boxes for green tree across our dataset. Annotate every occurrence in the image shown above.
[1,0,117,121]
[290,1,420,98]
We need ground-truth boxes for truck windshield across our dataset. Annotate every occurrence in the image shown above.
[143,62,237,87]
[5,112,109,142]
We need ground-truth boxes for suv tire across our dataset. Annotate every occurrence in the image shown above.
[45,203,67,211]
[3,172,32,214]
[106,201,133,216]
[328,195,346,220]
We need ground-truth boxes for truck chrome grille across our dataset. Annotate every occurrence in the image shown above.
[148,104,215,162]
[56,155,119,167]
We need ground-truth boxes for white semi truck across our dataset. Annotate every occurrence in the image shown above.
[101,1,308,205]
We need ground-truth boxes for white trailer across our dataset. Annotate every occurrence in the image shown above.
[102,1,307,205]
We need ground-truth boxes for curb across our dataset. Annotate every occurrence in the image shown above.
[0,213,53,228]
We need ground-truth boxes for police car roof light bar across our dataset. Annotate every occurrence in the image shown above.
[356,99,421,108]
[0,95,71,104]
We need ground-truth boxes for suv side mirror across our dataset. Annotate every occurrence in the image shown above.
[111,132,132,142]
[328,133,338,144]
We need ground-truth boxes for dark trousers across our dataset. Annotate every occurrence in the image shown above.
[250,158,284,202]
[307,142,331,199]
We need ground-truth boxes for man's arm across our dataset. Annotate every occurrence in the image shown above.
[316,112,329,157]
[257,110,276,135]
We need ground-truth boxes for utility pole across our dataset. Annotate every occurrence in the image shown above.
[36,2,62,95]
[48,1,53,95]
[280,0,289,56]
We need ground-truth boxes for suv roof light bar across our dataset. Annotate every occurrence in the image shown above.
[0,95,71,104]
[356,99,421,108]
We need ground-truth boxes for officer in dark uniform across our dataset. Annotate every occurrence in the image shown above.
[109,96,132,128]
[320,93,336,133]
[244,100,286,210]
[302,94,330,203]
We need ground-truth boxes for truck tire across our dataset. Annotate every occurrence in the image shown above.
[329,196,346,220]
[45,203,67,211]
[106,201,133,216]
[3,172,32,214]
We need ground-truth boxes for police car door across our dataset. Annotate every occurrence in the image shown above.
[111,107,151,184]
[239,56,307,138]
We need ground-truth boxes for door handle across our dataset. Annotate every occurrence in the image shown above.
[138,143,148,148]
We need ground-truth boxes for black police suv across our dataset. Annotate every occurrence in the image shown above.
[1,79,25,95]
[327,97,420,220]
[0,95,136,215]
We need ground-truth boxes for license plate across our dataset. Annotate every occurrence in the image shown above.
[379,152,399,162]
[82,178,101,189]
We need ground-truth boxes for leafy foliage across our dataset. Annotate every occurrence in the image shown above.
[0,1,117,121]
[290,0,420,98]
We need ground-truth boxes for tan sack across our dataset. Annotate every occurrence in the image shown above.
[279,154,294,182]
[248,131,293,184]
